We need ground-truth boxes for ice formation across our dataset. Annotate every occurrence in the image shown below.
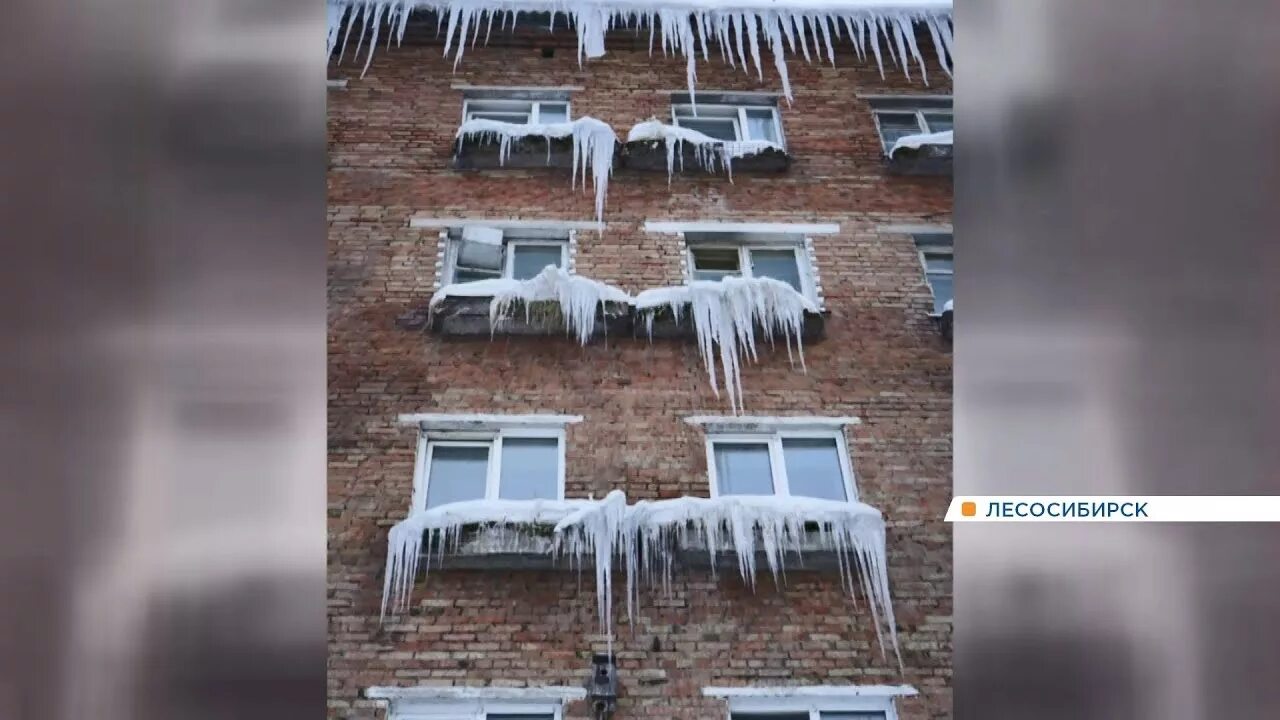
[430,265,632,344]
[380,491,901,665]
[635,277,818,414]
[456,117,617,224]
[326,1,954,101]
[626,119,782,182]
[887,128,952,157]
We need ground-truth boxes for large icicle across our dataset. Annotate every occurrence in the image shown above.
[379,491,900,667]
[626,119,782,183]
[327,1,954,102]
[634,277,817,414]
[430,265,632,344]
[455,117,617,224]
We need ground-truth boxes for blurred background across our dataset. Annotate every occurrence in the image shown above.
[0,0,1277,718]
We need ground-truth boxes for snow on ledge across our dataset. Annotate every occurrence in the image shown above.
[456,117,617,224]
[430,266,632,345]
[367,685,588,702]
[942,298,953,312]
[703,684,919,698]
[328,1,954,102]
[397,412,584,429]
[887,129,952,157]
[684,414,861,431]
[380,491,901,667]
[626,119,783,182]
[635,277,818,414]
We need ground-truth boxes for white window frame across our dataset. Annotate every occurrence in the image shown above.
[916,241,953,317]
[462,98,572,125]
[414,427,567,511]
[726,698,897,720]
[872,108,953,152]
[394,702,562,720]
[446,232,572,285]
[671,103,786,149]
[686,242,818,305]
[704,429,857,503]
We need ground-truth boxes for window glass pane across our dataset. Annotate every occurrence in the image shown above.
[731,714,810,720]
[713,442,775,495]
[453,268,502,284]
[744,108,779,143]
[924,254,953,273]
[425,445,490,509]
[511,244,564,280]
[927,272,953,313]
[750,249,803,292]
[498,437,560,500]
[456,239,506,272]
[488,715,556,720]
[782,438,848,501]
[922,111,953,133]
[691,247,741,282]
[679,117,739,141]
[820,713,888,720]
[537,103,569,123]
[876,112,924,148]
[470,111,532,124]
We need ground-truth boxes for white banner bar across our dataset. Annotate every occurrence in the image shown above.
[945,496,1280,522]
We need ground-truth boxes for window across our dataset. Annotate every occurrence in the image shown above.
[464,98,571,125]
[672,103,784,148]
[448,227,569,284]
[866,96,952,153]
[914,232,953,314]
[706,431,855,502]
[686,235,811,298]
[732,714,886,720]
[417,430,564,510]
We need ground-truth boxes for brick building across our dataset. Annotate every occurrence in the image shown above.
[328,3,953,719]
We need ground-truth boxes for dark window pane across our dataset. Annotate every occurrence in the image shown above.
[488,715,556,720]
[750,249,803,291]
[922,111,953,132]
[820,714,888,720]
[499,438,559,500]
[927,273,953,312]
[511,245,564,280]
[782,438,848,501]
[876,111,924,148]
[714,442,775,495]
[470,111,532,124]
[538,103,569,123]
[453,268,502,284]
[744,108,779,143]
[425,445,490,508]
[679,117,738,141]
[731,714,810,720]
[924,254,953,273]
[692,247,741,282]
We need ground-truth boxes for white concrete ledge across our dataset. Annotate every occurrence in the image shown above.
[410,217,604,231]
[704,684,918,698]
[644,221,841,235]
[368,685,588,702]
[399,413,584,430]
[684,415,860,431]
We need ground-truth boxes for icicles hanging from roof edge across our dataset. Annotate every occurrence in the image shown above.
[455,117,617,225]
[326,1,953,101]
[429,265,632,345]
[378,492,901,668]
[634,277,818,415]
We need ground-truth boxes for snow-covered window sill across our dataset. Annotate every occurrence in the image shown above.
[637,297,825,342]
[886,139,953,176]
[622,118,791,177]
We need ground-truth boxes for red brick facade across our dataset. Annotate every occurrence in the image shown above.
[328,20,952,720]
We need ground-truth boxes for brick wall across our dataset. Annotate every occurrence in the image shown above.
[329,20,952,720]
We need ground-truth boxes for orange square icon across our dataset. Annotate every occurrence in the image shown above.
[961,501,977,517]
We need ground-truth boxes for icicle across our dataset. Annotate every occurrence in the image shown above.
[432,265,631,344]
[890,14,911,80]
[634,277,815,415]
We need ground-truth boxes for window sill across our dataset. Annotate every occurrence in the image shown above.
[885,143,953,176]
[427,293,632,338]
[620,139,792,174]
[424,524,575,570]
[639,305,826,342]
[451,134,579,170]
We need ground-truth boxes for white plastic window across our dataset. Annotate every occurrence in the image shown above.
[463,98,571,125]
[417,430,564,510]
[393,706,559,720]
[688,244,808,296]
[918,244,953,314]
[874,108,953,152]
[672,104,784,148]
[706,431,855,502]
[449,231,569,284]
[732,714,886,720]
